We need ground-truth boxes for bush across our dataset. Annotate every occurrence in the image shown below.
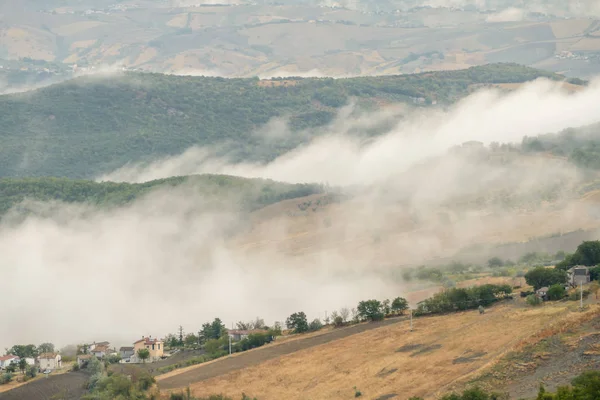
[333,316,344,327]
[415,284,512,316]
[547,284,566,301]
[0,373,12,385]
[527,294,542,306]
[26,365,37,378]
[308,319,323,332]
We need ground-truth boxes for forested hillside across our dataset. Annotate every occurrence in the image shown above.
[522,123,600,170]
[0,63,573,179]
[0,175,324,215]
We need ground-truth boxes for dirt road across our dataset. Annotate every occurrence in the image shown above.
[158,316,408,390]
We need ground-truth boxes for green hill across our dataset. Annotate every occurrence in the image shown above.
[0,63,576,179]
[0,175,324,216]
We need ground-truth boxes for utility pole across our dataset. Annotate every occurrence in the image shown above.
[580,280,584,309]
[410,309,413,332]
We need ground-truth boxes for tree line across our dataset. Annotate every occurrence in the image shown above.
[0,175,325,216]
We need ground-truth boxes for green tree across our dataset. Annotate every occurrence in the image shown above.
[25,365,36,379]
[308,319,323,332]
[382,299,391,316]
[571,370,600,398]
[38,343,54,354]
[184,333,199,347]
[204,337,228,355]
[6,344,37,358]
[17,358,27,374]
[547,284,566,301]
[391,297,409,315]
[573,241,600,266]
[137,348,150,364]
[210,318,227,339]
[286,312,309,334]
[488,257,504,268]
[357,300,384,321]
[525,267,568,290]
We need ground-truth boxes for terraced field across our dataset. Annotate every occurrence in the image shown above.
[0,372,88,400]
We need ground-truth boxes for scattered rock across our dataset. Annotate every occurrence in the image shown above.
[376,368,398,378]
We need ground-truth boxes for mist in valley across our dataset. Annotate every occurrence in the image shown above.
[2,77,600,351]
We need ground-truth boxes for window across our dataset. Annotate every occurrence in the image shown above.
[158,344,160,350]
[152,344,155,350]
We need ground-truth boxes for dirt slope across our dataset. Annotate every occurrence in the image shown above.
[158,316,407,390]
[160,302,599,399]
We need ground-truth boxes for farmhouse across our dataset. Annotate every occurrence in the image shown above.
[0,355,19,369]
[120,346,135,361]
[228,329,268,342]
[77,354,93,368]
[38,353,62,370]
[90,344,110,359]
[536,287,549,300]
[133,337,164,362]
[568,266,591,287]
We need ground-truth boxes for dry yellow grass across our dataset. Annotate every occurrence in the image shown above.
[167,303,596,400]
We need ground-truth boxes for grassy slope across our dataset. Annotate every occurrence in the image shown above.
[0,175,324,215]
[161,301,599,400]
[0,63,573,179]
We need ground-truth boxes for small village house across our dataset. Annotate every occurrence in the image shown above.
[119,347,135,361]
[536,287,549,301]
[88,341,110,353]
[568,266,591,287]
[77,354,93,368]
[228,329,268,342]
[90,344,109,359]
[38,353,62,371]
[132,337,164,362]
[0,355,19,369]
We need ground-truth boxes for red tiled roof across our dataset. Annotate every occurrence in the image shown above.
[0,355,18,361]
[134,337,163,345]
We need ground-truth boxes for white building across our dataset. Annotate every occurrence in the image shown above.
[0,355,19,369]
[38,353,62,371]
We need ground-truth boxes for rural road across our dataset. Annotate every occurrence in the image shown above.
[159,316,408,390]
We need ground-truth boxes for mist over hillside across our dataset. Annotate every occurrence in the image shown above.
[2,69,600,351]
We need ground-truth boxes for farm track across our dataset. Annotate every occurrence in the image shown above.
[0,372,88,400]
[159,316,408,390]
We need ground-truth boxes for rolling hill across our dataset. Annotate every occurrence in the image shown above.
[0,175,324,215]
[0,63,580,179]
[1,1,600,80]
[158,301,600,399]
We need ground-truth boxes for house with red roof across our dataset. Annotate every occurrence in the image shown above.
[0,355,19,370]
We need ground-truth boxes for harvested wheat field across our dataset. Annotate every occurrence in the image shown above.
[161,302,599,400]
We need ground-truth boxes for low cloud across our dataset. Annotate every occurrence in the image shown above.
[101,78,600,187]
[3,76,600,351]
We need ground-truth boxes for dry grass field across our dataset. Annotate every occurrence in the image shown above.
[160,302,599,400]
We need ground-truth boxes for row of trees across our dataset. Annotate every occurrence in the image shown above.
[285,297,409,334]
[4,343,54,358]
[415,284,512,316]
